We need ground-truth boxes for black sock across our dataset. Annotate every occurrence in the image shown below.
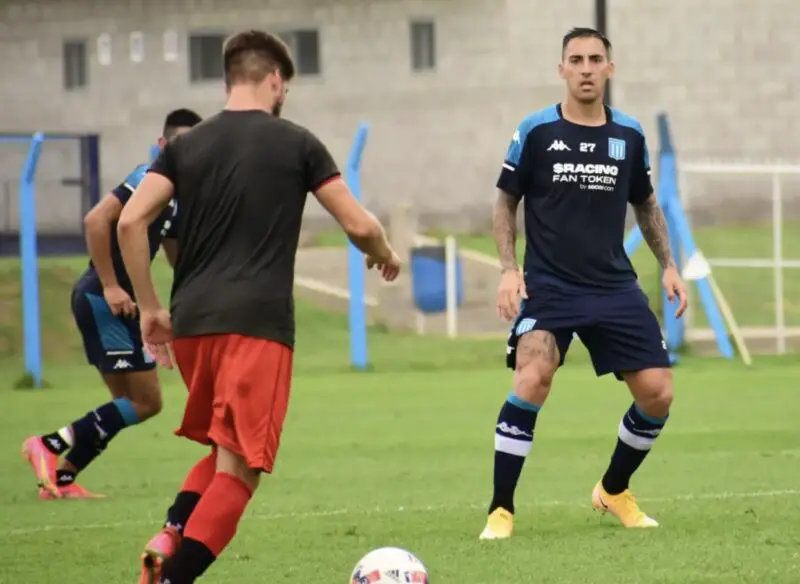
[160,537,216,584]
[165,492,202,535]
[64,398,137,473]
[489,393,540,514]
[56,469,76,487]
[602,403,668,495]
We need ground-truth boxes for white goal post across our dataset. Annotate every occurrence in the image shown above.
[676,160,800,354]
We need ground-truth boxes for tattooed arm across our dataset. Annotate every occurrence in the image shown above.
[632,193,674,269]
[493,190,521,271]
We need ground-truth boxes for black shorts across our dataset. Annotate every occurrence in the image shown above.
[505,285,671,380]
[71,280,156,374]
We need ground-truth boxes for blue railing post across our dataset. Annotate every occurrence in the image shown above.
[20,132,45,387]
[345,123,370,370]
[656,113,684,357]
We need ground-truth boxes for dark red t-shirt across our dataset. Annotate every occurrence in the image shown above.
[148,109,340,348]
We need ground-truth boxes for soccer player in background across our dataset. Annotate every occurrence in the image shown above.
[479,28,688,539]
[21,109,203,500]
[117,30,401,584]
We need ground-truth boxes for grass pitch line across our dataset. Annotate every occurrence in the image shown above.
[250,487,800,521]
[3,487,799,538]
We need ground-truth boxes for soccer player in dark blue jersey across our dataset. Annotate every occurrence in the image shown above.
[479,28,688,539]
[21,109,203,500]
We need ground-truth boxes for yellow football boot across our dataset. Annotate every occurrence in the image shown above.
[592,481,659,528]
[478,507,514,540]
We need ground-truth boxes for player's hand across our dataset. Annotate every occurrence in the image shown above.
[662,265,688,318]
[103,285,137,318]
[140,308,175,369]
[497,268,527,322]
[366,250,402,282]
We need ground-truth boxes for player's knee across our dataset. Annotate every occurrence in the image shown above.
[653,378,674,414]
[216,446,261,492]
[627,368,673,418]
[142,392,164,419]
[513,360,556,405]
[122,372,164,421]
[511,331,560,404]
[129,387,163,421]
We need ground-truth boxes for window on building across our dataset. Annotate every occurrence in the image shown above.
[410,20,436,71]
[63,39,88,90]
[189,33,225,82]
[279,29,321,76]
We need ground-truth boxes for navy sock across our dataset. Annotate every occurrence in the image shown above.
[64,398,140,475]
[490,393,540,514]
[602,403,668,495]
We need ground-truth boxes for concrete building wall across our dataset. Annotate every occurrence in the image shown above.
[0,0,797,233]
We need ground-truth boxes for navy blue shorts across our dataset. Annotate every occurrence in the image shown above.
[71,281,155,374]
[505,285,670,380]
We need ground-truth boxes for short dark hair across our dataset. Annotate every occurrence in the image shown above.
[562,27,612,56]
[163,108,203,138]
[222,29,296,88]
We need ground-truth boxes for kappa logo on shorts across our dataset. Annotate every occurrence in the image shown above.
[515,318,537,336]
[113,359,132,370]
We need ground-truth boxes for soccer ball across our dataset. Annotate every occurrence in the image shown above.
[350,546,429,584]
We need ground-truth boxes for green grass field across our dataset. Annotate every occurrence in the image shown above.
[1,255,799,583]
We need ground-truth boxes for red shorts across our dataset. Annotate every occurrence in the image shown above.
[172,334,294,473]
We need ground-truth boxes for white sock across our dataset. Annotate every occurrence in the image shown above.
[57,426,74,447]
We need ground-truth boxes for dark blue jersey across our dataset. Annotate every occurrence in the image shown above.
[496,104,653,292]
[83,163,178,294]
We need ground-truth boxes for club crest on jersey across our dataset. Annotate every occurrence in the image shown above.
[608,138,626,161]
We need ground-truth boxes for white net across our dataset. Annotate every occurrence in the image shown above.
[677,161,800,354]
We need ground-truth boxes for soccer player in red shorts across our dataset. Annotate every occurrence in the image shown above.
[117,30,401,584]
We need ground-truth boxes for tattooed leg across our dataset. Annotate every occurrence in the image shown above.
[482,330,560,530]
